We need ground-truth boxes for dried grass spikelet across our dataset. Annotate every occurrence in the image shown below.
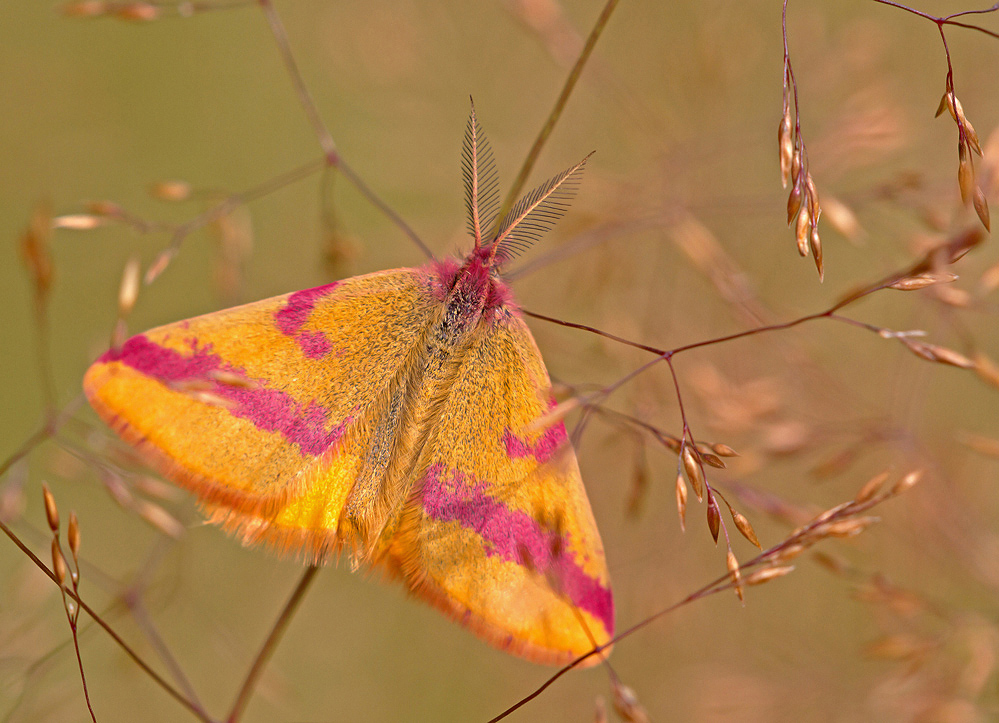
[611,680,650,723]
[20,202,54,303]
[817,517,880,538]
[594,696,607,723]
[891,470,921,495]
[855,470,891,504]
[675,473,688,531]
[788,182,805,228]
[51,538,68,586]
[901,339,975,369]
[979,261,999,296]
[681,445,704,502]
[778,112,794,188]
[67,511,81,562]
[698,451,726,469]
[745,565,794,586]
[149,180,191,202]
[794,204,811,257]
[118,256,141,318]
[61,1,106,17]
[706,493,721,543]
[813,551,851,576]
[101,470,135,508]
[86,200,123,217]
[957,432,999,458]
[889,271,959,291]
[42,484,59,532]
[972,185,990,231]
[958,140,975,205]
[863,633,933,662]
[731,508,761,548]
[726,547,744,602]
[525,396,580,434]
[712,442,739,457]
[821,195,862,241]
[931,285,971,308]
[774,543,807,563]
[809,220,823,281]
[136,500,185,539]
[114,2,159,21]
[973,352,999,390]
[145,248,176,284]
[52,214,104,230]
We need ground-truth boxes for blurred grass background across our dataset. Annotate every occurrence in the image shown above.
[2,1,999,721]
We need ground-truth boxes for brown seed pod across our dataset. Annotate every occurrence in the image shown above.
[958,140,974,204]
[51,539,67,586]
[42,485,59,532]
[675,473,688,532]
[855,471,891,504]
[149,180,192,202]
[973,185,990,231]
[795,205,811,257]
[731,509,761,548]
[682,445,704,502]
[778,115,793,188]
[746,565,795,586]
[68,511,81,561]
[706,494,721,543]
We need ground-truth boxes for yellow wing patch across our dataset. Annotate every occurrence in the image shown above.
[84,268,435,552]
[387,309,613,666]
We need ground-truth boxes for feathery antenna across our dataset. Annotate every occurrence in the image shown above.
[491,153,592,263]
[462,99,500,249]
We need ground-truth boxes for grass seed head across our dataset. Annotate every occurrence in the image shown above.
[973,352,999,389]
[682,445,704,502]
[711,442,739,457]
[149,180,191,201]
[746,565,795,586]
[958,141,974,204]
[118,257,141,318]
[787,182,803,225]
[779,114,793,188]
[611,681,650,723]
[707,494,721,543]
[675,473,688,532]
[855,471,891,504]
[68,511,81,561]
[972,185,990,231]
[731,509,761,548]
[52,214,103,230]
[42,484,59,532]
[114,2,159,21]
[795,205,811,257]
[51,538,67,586]
[61,1,106,17]
[892,470,922,495]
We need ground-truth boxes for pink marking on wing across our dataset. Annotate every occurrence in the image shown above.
[273,283,340,361]
[421,463,613,636]
[274,282,341,335]
[297,331,332,360]
[101,335,347,457]
[503,423,568,464]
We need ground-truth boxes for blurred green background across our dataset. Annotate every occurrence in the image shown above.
[2,1,999,721]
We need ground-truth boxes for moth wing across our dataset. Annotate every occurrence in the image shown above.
[84,268,436,559]
[385,309,614,666]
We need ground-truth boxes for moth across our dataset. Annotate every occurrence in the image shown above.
[84,104,613,665]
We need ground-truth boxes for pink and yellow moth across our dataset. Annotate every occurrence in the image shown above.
[84,104,613,666]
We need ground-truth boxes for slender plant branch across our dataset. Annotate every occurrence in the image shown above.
[496,0,620,230]
[226,566,320,723]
